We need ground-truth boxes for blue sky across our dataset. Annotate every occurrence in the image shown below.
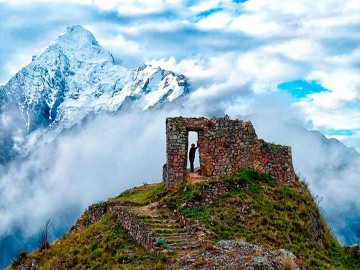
[278,80,330,99]
[0,0,359,151]
[0,2,360,262]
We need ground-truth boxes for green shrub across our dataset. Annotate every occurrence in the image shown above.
[249,183,261,193]
[154,262,164,270]
[282,186,294,196]
[236,168,251,182]
[191,190,202,202]
[92,248,103,257]
[309,257,326,267]
[155,237,166,246]
[11,249,28,267]
[156,254,168,263]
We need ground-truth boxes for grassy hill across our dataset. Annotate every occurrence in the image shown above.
[9,169,359,269]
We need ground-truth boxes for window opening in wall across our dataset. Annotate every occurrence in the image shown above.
[188,131,199,173]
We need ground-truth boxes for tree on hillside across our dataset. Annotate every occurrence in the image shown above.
[38,219,51,251]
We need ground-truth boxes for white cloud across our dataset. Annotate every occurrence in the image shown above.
[197,11,233,29]
[337,130,360,153]
[1,0,358,146]
[189,0,221,13]
[262,39,323,62]
[229,14,284,36]
[1,52,32,85]
[235,51,302,92]
[1,0,360,263]
[0,111,169,237]
[294,68,360,133]
[97,34,141,53]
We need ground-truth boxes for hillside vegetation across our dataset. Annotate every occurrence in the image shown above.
[10,169,359,269]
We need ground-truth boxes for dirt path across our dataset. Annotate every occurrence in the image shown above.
[187,168,209,184]
[134,202,160,217]
[134,169,209,217]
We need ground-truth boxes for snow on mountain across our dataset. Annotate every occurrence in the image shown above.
[0,25,190,132]
[0,25,190,162]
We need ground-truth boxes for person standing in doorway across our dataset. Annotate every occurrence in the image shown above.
[189,141,199,172]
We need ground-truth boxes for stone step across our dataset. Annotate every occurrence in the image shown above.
[143,216,179,222]
[142,221,183,228]
[165,239,195,245]
[159,235,194,242]
[170,242,202,250]
[152,227,185,231]
[164,236,199,244]
[151,227,186,234]
[154,231,191,237]
[155,232,189,238]
[158,234,194,241]
[127,208,206,252]
[139,214,177,220]
[142,218,183,226]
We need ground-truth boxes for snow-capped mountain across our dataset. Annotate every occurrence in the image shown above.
[0,25,190,163]
[0,25,189,131]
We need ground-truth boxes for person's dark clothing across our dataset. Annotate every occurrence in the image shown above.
[189,145,198,172]
[189,147,197,162]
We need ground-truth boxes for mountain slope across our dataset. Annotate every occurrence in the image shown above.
[9,169,360,269]
[0,25,190,163]
[244,115,360,246]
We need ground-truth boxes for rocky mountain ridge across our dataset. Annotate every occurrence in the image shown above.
[0,25,190,163]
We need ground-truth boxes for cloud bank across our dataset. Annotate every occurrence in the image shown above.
[0,112,168,236]
[0,111,168,266]
[0,0,359,266]
[0,96,359,266]
[0,0,359,150]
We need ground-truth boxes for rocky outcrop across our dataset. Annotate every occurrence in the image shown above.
[170,240,299,270]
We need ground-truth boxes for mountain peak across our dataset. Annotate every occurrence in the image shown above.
[41,25,114,64]
[0,25,190,143]
[56,25,99,47]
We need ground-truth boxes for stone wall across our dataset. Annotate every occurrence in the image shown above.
[163,116,296,189]
[109,206,160,255]
[82,202,161,255]
[182,181,245,208]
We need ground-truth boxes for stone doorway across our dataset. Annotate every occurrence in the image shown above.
[187,131,199,172]
[186,129,207,176]
[163,116,296,189]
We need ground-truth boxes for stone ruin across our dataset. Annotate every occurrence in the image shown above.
[162,116,296,189]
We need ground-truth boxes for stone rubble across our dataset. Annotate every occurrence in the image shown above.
[170,240,300,270]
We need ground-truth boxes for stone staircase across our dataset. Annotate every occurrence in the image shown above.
[135,207,204,253]
[143,217,202,251]
[84,200,207,255]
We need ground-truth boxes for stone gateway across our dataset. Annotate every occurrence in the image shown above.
[162,116,296,189]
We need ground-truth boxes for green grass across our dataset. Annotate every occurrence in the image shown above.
[11,169,359,270]
[110,183,166,205]
[164,168,359,269]
[11,250,28,267]
[16,214,162,269]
